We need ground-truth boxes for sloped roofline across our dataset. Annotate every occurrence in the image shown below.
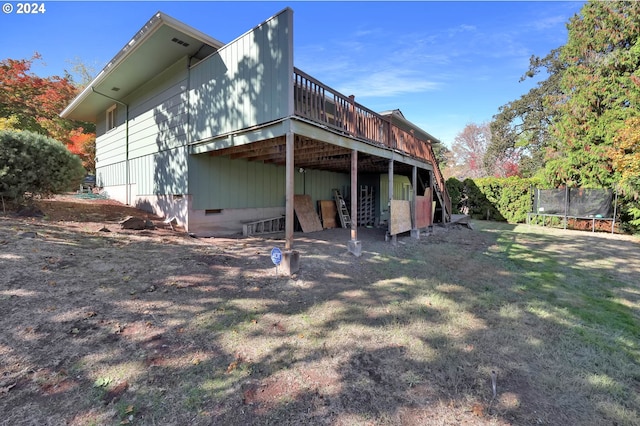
[379,109,442,144]
[60,11,224,119]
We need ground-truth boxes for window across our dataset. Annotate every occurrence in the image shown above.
[106,105,117,132]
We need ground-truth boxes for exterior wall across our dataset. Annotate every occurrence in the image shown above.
[129,146,188,196]
[188,154,349,235]
[188,206,286,236]
[94,57,190,208]
[126,58,190,159]
[133,194,189,228]
[190,155,285,210]
[188,8,293,143]
[295,168,350,203]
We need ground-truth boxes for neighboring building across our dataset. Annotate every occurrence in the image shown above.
[61,8,450,265]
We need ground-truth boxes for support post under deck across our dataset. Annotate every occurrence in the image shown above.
[411,165,420,239]
[387,159,396,245]
[348,149,361,256]
[283,130,299,274]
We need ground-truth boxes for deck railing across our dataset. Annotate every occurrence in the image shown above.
[293,68,451,216]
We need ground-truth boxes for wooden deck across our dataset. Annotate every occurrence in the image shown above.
[293,68,451,217]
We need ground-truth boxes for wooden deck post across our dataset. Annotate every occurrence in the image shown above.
[388,159,396,245]
[411,165,420,239]
[283,129,300,274]
[285,130,294,250]
[348,149,361,256]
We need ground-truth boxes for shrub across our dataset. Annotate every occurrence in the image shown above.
[0,130,85,204]
[445,177,464,214]
[473,176,535,223]
[446,176,539,223]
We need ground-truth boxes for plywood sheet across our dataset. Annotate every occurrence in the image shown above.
[390,200,412,235]
[318,200,337,229]
[294,195,323,232]
[416,189,433,228]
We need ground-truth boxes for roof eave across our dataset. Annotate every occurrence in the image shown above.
[381,110,442,144]
[60,12,224,121]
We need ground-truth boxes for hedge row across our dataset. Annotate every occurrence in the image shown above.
[0,130,85,203]
[446,176,539,223]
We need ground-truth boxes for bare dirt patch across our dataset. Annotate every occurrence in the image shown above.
[1,195,639,425]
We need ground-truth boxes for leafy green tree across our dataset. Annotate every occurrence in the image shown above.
[488,48,566,177]
[547,0,640,188]
[0,130,85,204]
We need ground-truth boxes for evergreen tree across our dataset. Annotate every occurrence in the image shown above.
[547,0,640,187]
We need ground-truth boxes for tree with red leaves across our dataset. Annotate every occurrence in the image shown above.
[0,53,95,171]
[448,122,492,179]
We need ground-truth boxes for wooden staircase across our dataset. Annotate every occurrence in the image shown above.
[424,144,451,222]
[432,179,450,222]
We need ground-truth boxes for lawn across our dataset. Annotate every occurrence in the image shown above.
[1,197,639,425]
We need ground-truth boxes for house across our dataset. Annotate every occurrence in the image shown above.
[61,8,451,273]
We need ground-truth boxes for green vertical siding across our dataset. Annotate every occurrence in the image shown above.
[95,58,190,191]
[96,162,126,187]
[189,156,349,211]
[189,9,292,143]
[129,146,188,195]
[295,169,350,203]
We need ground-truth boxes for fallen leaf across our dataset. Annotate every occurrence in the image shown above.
[472,402,484,416]
[93,377,112,388]
[102,381,129,404]
[125,405,135,414]
[70,328,80,335]
[192,358,201,366]
[226,361,239,373]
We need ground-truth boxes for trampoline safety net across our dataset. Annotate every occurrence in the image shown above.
[533,188,614,218]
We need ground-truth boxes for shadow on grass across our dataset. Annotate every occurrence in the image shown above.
[1,218,639,425]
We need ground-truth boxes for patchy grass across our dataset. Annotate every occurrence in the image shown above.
[1,199,640,425]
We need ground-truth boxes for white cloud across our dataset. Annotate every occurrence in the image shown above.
[447,24,477,37]
[337,69,441,98]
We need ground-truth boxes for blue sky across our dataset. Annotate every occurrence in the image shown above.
[1,1,585,147]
